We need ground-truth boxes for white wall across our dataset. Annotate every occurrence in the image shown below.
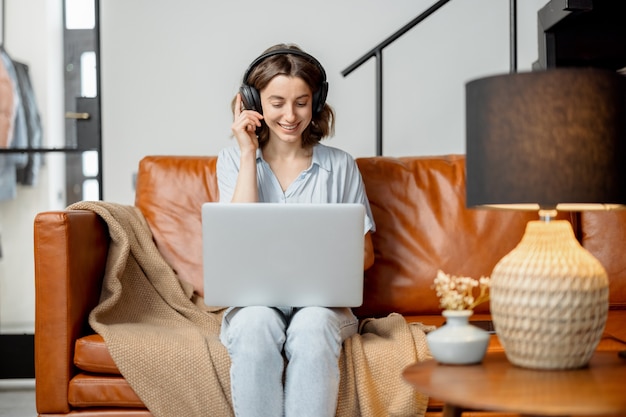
[0,0,549,333]
[100,0,548,204]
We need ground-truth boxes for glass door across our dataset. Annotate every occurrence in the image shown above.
[64,0,101,204]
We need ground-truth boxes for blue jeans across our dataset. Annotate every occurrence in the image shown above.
[220,306,358,417]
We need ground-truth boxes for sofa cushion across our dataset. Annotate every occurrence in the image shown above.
[75,334,120,375]
[134,156,219,296]
[581,211,626,309]
[354,156,547,318]
[69,373,145,408]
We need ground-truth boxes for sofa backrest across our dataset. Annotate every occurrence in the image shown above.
[354,155,571,317]
[134,154,620,318]
[581,211,626,310]
[135,155,219,295]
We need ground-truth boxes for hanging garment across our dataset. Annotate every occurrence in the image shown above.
[0,47,45,198]
[0,53,17,201]
[14,61,43,185]
[0,50,15,148]
[0,48,28,168]
[0,155,17,201]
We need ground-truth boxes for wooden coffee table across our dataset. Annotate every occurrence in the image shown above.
[402,351,626,417]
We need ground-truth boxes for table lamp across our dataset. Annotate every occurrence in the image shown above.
[465,67,626,370]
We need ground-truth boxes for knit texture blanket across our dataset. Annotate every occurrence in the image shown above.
[70,201,432,417]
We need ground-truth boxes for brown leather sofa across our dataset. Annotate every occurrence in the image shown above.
[34,154,626,416]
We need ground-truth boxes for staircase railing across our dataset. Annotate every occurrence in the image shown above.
[342,0,519,156]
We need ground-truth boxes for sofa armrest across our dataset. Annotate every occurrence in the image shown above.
[34,210,109,414]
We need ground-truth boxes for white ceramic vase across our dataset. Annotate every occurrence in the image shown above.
[426,310,489,365]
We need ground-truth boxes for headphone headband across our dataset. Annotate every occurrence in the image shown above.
[240,48,328,115]
[242,48,327,85]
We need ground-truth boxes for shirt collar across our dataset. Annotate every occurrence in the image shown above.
[312,144,331,172]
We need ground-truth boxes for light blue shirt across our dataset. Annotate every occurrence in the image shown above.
[217,143,375,234]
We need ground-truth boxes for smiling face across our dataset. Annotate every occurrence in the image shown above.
[259,75,313,146]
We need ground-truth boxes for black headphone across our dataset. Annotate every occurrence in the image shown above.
[239,49,329,115]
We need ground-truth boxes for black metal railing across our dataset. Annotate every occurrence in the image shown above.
[342,0,519,156]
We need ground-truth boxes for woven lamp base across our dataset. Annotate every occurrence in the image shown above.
[490,220,609,370]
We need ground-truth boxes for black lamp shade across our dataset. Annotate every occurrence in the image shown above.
[466,68,626,209]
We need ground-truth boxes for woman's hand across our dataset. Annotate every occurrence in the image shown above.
[230,93,261,202]
[231,93,263,154]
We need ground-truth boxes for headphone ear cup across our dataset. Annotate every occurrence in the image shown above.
[314,81,329,114]
[239,85,263,114]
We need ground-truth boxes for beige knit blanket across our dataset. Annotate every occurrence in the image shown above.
[70,201,432,417]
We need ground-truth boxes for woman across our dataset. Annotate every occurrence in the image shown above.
[217,43,375,417]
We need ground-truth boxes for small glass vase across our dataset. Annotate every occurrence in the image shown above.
[426,310,490,365]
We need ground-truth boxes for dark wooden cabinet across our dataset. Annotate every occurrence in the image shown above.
[535,0,626,71]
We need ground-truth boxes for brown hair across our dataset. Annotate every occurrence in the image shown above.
[234,43,335,148]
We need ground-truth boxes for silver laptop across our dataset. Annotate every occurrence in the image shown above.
[201,203,365,307]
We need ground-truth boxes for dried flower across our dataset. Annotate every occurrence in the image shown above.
[432,270,490,311]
